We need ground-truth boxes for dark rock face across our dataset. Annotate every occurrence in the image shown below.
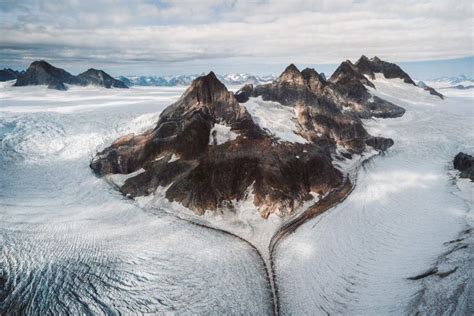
[91,65,401,218]
[0,68,21,81]
[77,69,128,88]
[454,152,474,181]
[14,60,80,88]
[423,86,444,99]
[366,137,394,151]
[13,60,128,90]
[329,60,406,118]
[234,84,253,103]
[330,60,375,88]
[355,55,416,85]
[247,64,371,153]
[351,55,442,99]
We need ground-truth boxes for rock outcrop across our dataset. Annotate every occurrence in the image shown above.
[423,86,444,99]
[355,55,415,85]
[242,64,371,153]
[91,69,396,218]
[328,60,406,118]
[0,68,22,81]
[14,60,127,90]
[454,152,474,181]
[350,55,443,99]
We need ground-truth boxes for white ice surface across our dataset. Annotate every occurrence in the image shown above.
[276,74,474,315]
[243,96,308,144]
[0,85,272,314]
[208,123,238,145]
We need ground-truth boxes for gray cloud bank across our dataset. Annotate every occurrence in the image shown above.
[0,0,473,74]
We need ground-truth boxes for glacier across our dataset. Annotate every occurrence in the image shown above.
[0,83,272,314]
[0,77,472,314]
[275,75,474,315]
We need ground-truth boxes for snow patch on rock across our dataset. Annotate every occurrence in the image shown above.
[244,97,308,144]
[209,123,238,145]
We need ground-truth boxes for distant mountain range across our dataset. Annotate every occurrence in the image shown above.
[4,61,128,90]
[117,73,276,87]
[425,75,474,89]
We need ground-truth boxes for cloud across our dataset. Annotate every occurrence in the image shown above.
[0,0,473,73]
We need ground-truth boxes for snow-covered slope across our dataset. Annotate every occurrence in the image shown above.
[276,75,474,315]
[1,77,472,314]
[244,96,308,144]
[0,84,272,314]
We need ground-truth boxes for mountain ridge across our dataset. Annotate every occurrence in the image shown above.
[13,60,128,90]
[90,57,411,218]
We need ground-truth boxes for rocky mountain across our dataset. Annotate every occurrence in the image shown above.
[78,69,128,88]
[237,58,406,120]
[13,60,127,90]
[14,60,80,89]
[355,55,416,85]
[91,66,396,218]
[0,68,22,81]
[117,73,275,87]
[454,152,474,181]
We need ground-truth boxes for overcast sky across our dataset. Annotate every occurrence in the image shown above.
[1,0,473,77]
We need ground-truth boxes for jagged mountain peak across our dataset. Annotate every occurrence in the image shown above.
[301,67,327,91]
[353,56,416,85]
[301,67,319,79]
[14,60,78,89]
[358,54,370,62]
[29,60,67,73]
[182,71,230,104]
[77,68,128,88]
[162,72,253,130]
[277,63,305,85]
[284,63,300,73]
[31,60,52,67]
[371,56,382,63]
[329,60,374,87]
[191,71,224,90]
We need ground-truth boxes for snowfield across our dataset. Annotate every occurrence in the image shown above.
[276,75,474,315]
[244,96,308,144]
[0,78,472,314]
[0,83,272,314]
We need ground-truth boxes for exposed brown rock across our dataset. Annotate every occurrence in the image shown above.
[91,64,399,219]
[91,72,347,217]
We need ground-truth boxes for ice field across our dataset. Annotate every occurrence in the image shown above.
[0,79,472,314]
